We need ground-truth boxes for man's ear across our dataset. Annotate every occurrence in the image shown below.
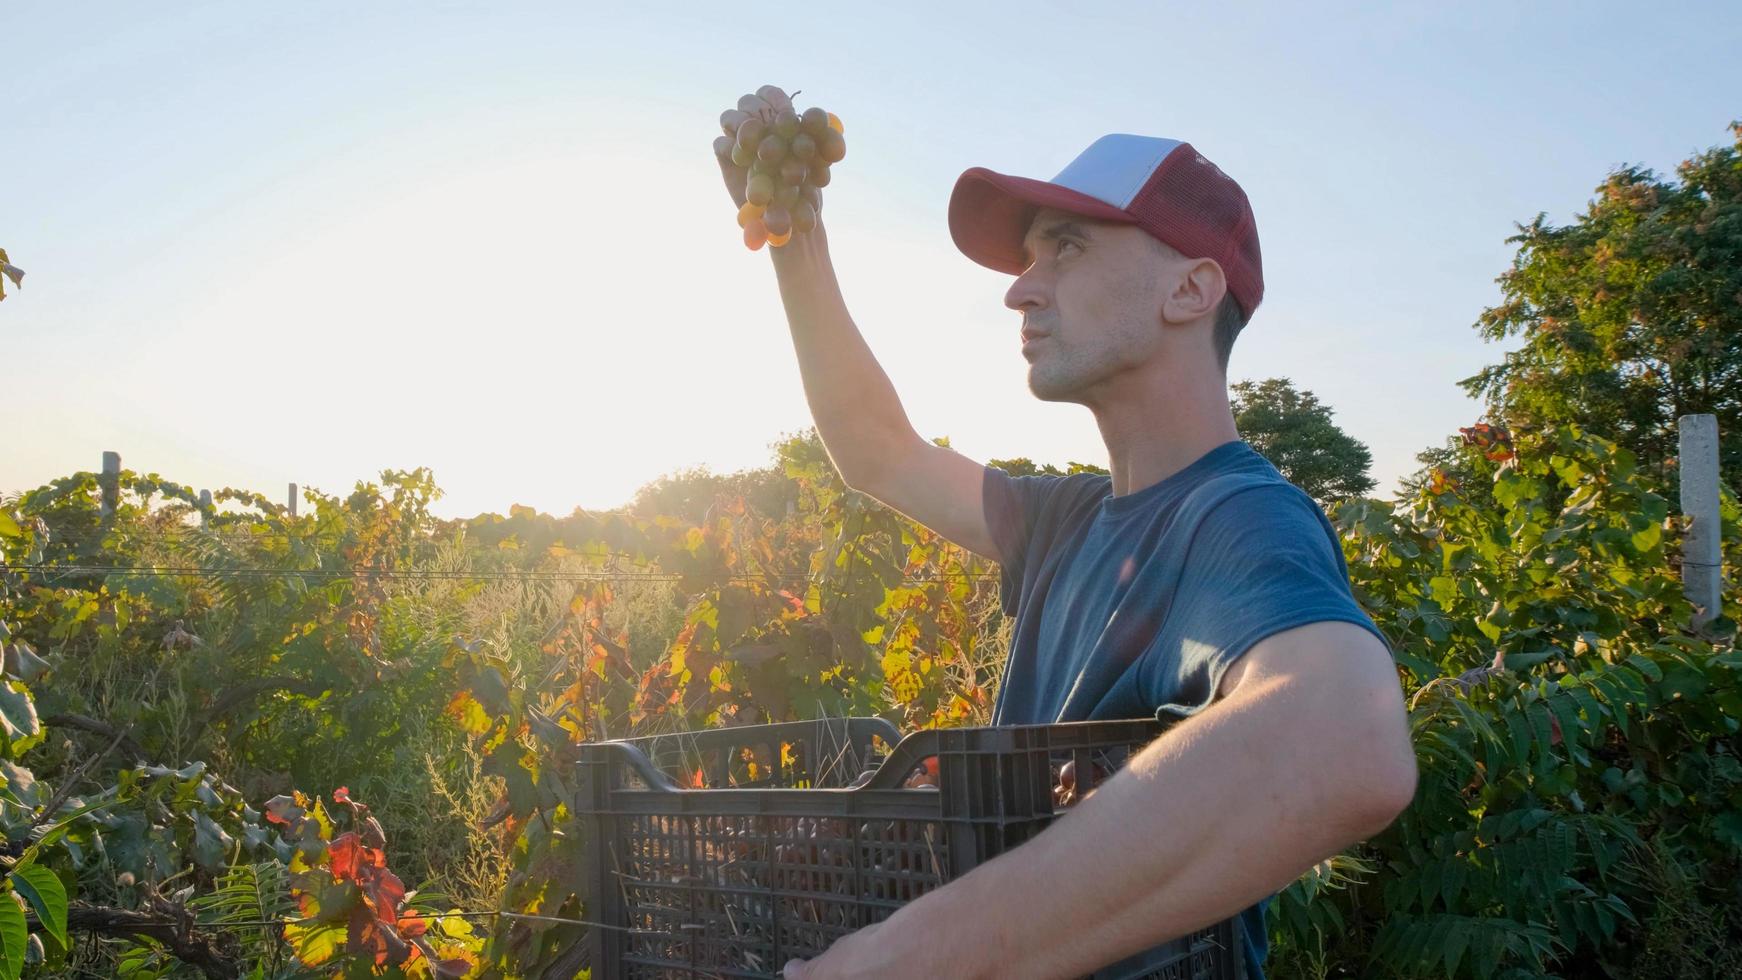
[1161,258,1228,325]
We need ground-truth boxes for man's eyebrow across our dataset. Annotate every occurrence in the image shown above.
[1022,220,1092,264]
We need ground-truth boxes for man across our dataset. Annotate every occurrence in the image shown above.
[720,129,1418,979]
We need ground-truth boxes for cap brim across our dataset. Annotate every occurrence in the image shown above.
[948,167,1137,274]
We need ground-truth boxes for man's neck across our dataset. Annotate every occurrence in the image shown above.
[1088,363,1241,498]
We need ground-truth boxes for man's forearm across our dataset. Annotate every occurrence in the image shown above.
[879,644,1415,979]
[769,218,917,486]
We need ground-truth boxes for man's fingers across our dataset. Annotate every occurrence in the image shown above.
[781,959,807,979]
[716,152,748,209]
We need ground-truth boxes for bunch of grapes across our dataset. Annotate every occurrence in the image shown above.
[714,84,847,250]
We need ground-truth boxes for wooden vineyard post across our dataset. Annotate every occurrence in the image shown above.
[1678,414,1722,634]
[288,483,298,518]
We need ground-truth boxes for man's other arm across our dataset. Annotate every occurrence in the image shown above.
[784,620,1418,979]
[768,218,1001,562]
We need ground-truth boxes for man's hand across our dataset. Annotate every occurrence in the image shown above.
[780,922,898,979]
[715,112,750,211]
[716,86,794,212]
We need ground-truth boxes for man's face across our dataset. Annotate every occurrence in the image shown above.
[1004,207,1182,404]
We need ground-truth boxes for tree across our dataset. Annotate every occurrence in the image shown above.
[625,431,817,522]
[627,463,795,523]
[1231,378,1376,503]
[985,457,1108,478]
[1462,121,1742,489]
[989,379,1375,504]
[1397,425,1509,510]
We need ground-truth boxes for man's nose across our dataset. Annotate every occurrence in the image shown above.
[1004,267,1048,313]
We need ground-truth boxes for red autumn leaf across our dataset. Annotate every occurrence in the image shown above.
[346,904,410,966]
[364,867,408,925]
[329,833,362,881]
[264,794,306,827]
[361,814,388,850]
[334,786,352,805]
[435,958,475,978]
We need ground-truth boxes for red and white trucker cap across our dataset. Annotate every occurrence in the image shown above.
[949,134,1264,315]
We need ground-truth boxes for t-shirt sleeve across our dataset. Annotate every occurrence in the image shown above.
[982,467,1106,616]
[1143,482,1391,720]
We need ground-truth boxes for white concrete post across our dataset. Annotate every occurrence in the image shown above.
[1678,414,1722,633]
[99,451,120,520]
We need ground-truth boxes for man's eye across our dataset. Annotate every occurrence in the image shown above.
[1056,238,1079,256]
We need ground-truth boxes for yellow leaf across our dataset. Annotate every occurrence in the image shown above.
[0,249,22,302]
[284,921,345,966]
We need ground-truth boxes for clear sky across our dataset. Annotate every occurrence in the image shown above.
[5,2,1739,519]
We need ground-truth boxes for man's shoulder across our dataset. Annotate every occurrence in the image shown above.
[1184,467,1323,524]
[985,466,1111,511]
[1175,473,1344,571]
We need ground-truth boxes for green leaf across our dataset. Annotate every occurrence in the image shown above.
[0,890,25,980]
[9,865,66,952]
[1547,695,1584,751]
[1429,576,1459,607]
[0,682,40,758]
[1629,521,1661,551]
[1714,810,1742,850]
[1443,916,1471,977]
[1659,665,1708,701]
[192,811,235,874]
[1527,702,1559,772]
[1623,654,1663,683]
[20,796,123,867]
[1503,707,1534,769]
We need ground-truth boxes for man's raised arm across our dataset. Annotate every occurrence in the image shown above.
[718,144,1001,561]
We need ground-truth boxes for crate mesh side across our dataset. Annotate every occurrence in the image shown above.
[1114,922,1241,980]
[612,811,949,978]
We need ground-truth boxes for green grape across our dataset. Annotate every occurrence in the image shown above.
[746,173,775,207]
[720,109,751,136]
[764,206,793,237]
[757,134,788,165]
[800,183,822,210]
[736,116,767,153]
[792,200,817,233]
[774,109,801,140]
[801,106,830,135]
[774,182,801,209]
[737,93,770,116]
[731,142,756,168]
[810,162,832,188]
[819,130,846,164]
[790,132,817,162]
[756,84,792,111]
[779,157,807,186]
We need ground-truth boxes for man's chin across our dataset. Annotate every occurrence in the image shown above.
[1026,370,1082,404]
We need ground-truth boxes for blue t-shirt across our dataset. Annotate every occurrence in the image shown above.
[982,439,1387,980]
